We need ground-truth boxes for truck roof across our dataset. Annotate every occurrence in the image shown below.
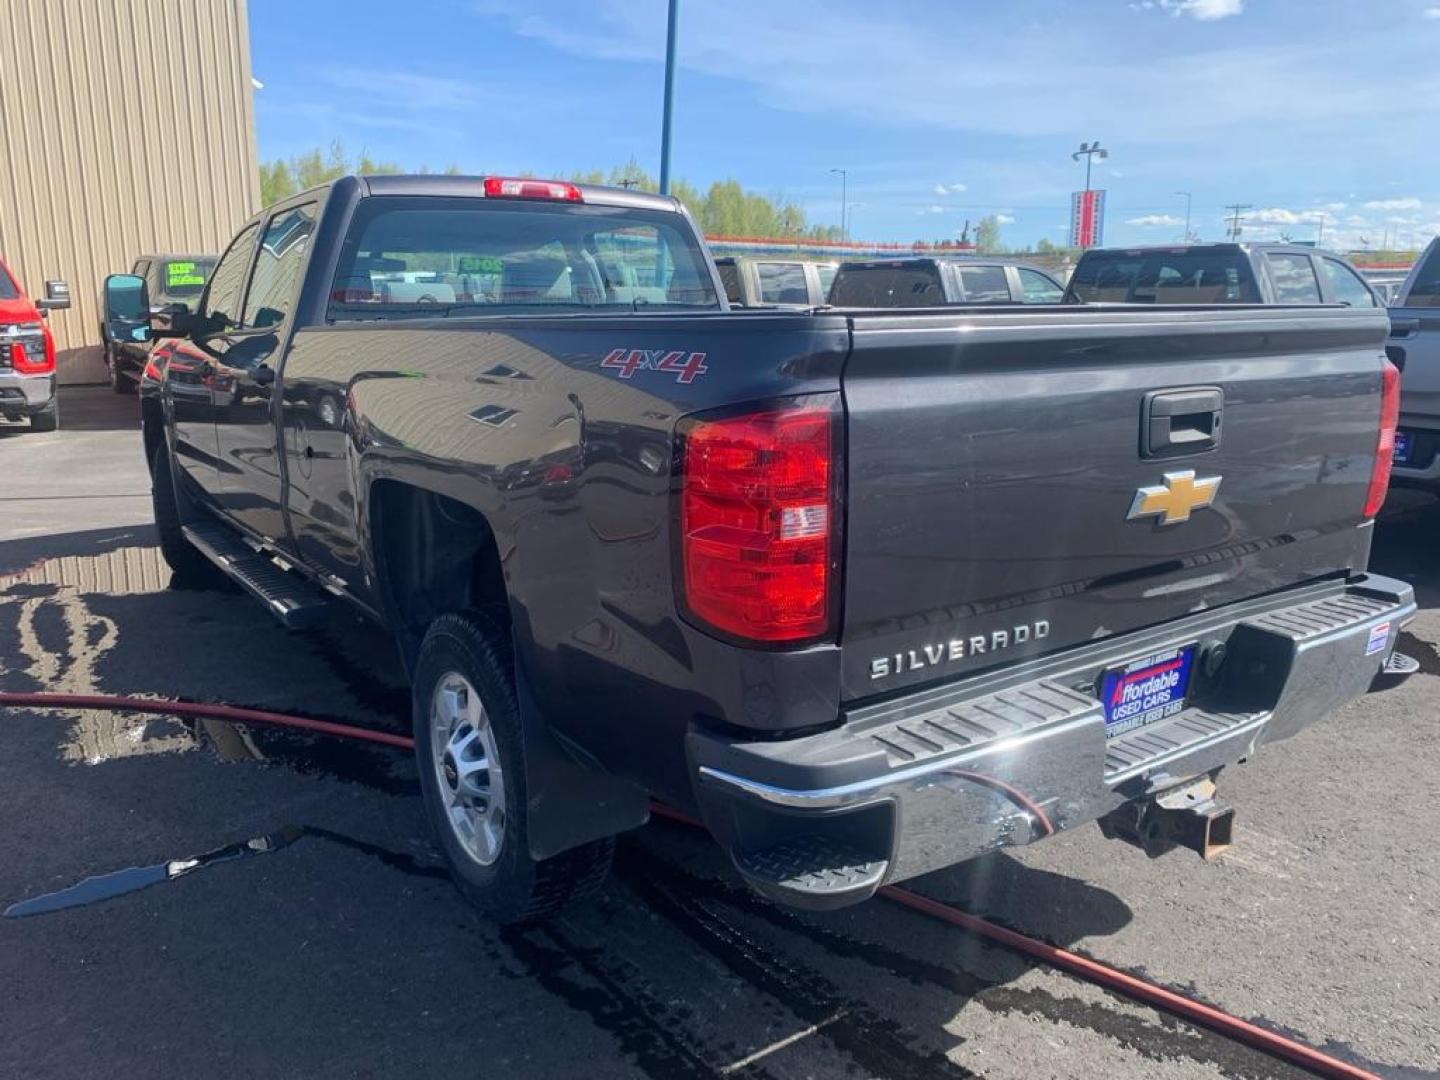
[1082,242,1341,259]
[353,174,685,214]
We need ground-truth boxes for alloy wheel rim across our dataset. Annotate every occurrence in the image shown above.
[429,672,506,866]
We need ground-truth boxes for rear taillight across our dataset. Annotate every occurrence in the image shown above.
[483,176,583,202]
[679,396,841,645]
[1364,359,1401,519]
[10,325,54,375]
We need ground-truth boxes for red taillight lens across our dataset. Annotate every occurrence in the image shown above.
[10,327,54,375]
[483,176,583,202]
[679,397,840,644]
[1364,359,1401,519]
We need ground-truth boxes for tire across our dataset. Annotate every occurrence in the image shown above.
[413,609,614,924]
[110,349,136,395]
[149,442,222,585]
[29,400,58,432]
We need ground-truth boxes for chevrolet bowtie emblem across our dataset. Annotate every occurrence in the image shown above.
[1127,469,1221,526]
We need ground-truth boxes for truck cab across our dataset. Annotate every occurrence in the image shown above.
[828,256,1066,307]
[1065,243,1381,308]
[0,257,70,432]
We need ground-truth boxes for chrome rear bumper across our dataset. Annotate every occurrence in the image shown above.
[689,574,1415,909]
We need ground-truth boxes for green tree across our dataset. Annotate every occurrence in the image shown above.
[975,215,1005,255]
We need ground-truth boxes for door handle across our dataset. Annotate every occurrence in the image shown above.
[1141,386,1223,459]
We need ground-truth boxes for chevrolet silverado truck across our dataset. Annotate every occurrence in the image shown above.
[1,256,71,432]
[104,174,1415,923]
[1066,242,1381,308]
[1385,237,1440,488]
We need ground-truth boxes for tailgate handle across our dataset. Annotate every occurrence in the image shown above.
[1142,387,1223,459]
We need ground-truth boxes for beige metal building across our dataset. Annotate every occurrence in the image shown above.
[0,0,260,383]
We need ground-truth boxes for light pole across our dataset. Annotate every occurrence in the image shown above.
[1072,140,1107,193]
[830,167,848,243]
[658,0,678,195]
[1175,191,1192,242]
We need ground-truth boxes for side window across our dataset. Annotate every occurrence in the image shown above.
[203,222,260,329]
[1017,267,1064,304]
[956,264,1011,303]
[756,262,809,304]
[244,204,318,328]
[816,263,837,300]
[1405,243,1440,308]
[1266,253,1322,304]
[1319,258,1377,307]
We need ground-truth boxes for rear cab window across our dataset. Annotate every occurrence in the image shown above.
[716,260,741,303]
[1265,253,1322,304]
[829,262,946,307]
[158,257,218,301]
[328,197,719,320]
[1067,250,1261,303]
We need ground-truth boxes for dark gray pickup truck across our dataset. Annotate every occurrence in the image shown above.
[1386,237,1440,488]
[105,174,1415,922]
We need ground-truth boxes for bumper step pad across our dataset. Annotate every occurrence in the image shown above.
[182,522,329,629]
[734,836,888,911]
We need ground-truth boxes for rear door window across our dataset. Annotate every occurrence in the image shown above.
[1017,267,1064,303]
[756,262,809,304]
[955,264,1012,303]
[1265,253,1322,304]
[1318,258,1377,307]
[829,263,946,307]
[716,261,741,303]
[816,264,837,299]
[244,204,318,328]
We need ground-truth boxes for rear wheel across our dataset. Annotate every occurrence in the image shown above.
[413,609,613,923]
[149,442,222,585]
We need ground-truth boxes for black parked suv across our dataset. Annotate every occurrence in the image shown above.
[101,253,216,393]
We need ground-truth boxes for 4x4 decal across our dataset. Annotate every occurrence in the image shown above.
[601,348,708,384]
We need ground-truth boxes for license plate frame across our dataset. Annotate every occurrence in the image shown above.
[1100,644,1197,738]
[1393,430,1412,466]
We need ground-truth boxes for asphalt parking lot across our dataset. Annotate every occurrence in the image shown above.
[2,387,1438,1080]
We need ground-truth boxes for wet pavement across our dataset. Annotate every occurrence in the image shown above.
[2,388,1438,1079]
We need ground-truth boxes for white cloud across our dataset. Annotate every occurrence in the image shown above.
[1127,214,1184,228]
[933,184,949,196]
[1363,197,1422,210]
[1323,202,1348,212]
[933,182,968,196]
[1248,206,1327,225]
[1425,6,1440,17]
[950,182,967,192]
[1139,0,1245,20]
[919,204,946,215]
[995,213,1015,224]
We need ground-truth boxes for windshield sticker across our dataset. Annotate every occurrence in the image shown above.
[165,261,208,288]
[601,348,708,384]
[457,256,504,275]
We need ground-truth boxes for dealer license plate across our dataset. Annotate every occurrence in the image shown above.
[1101,645,1196,737]
[1393,430,1412,465]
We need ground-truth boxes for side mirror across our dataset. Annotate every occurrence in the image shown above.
[36,279,71,312]
[103,274,150,341]
[148,302,195,340]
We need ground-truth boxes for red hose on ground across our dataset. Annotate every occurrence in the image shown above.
[4,690,1382,1080]
[0,691,416,750]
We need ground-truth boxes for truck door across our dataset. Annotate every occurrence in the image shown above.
[166,223,258,492]
[210,202,318,543]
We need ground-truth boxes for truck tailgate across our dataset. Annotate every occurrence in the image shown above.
[840,306,1390,700]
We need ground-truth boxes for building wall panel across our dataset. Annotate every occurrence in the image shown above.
[0,0,259,382]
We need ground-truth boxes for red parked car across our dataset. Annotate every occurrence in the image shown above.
[0,256,70,432]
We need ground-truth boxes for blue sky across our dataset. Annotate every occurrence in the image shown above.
[250,0,1440,249]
